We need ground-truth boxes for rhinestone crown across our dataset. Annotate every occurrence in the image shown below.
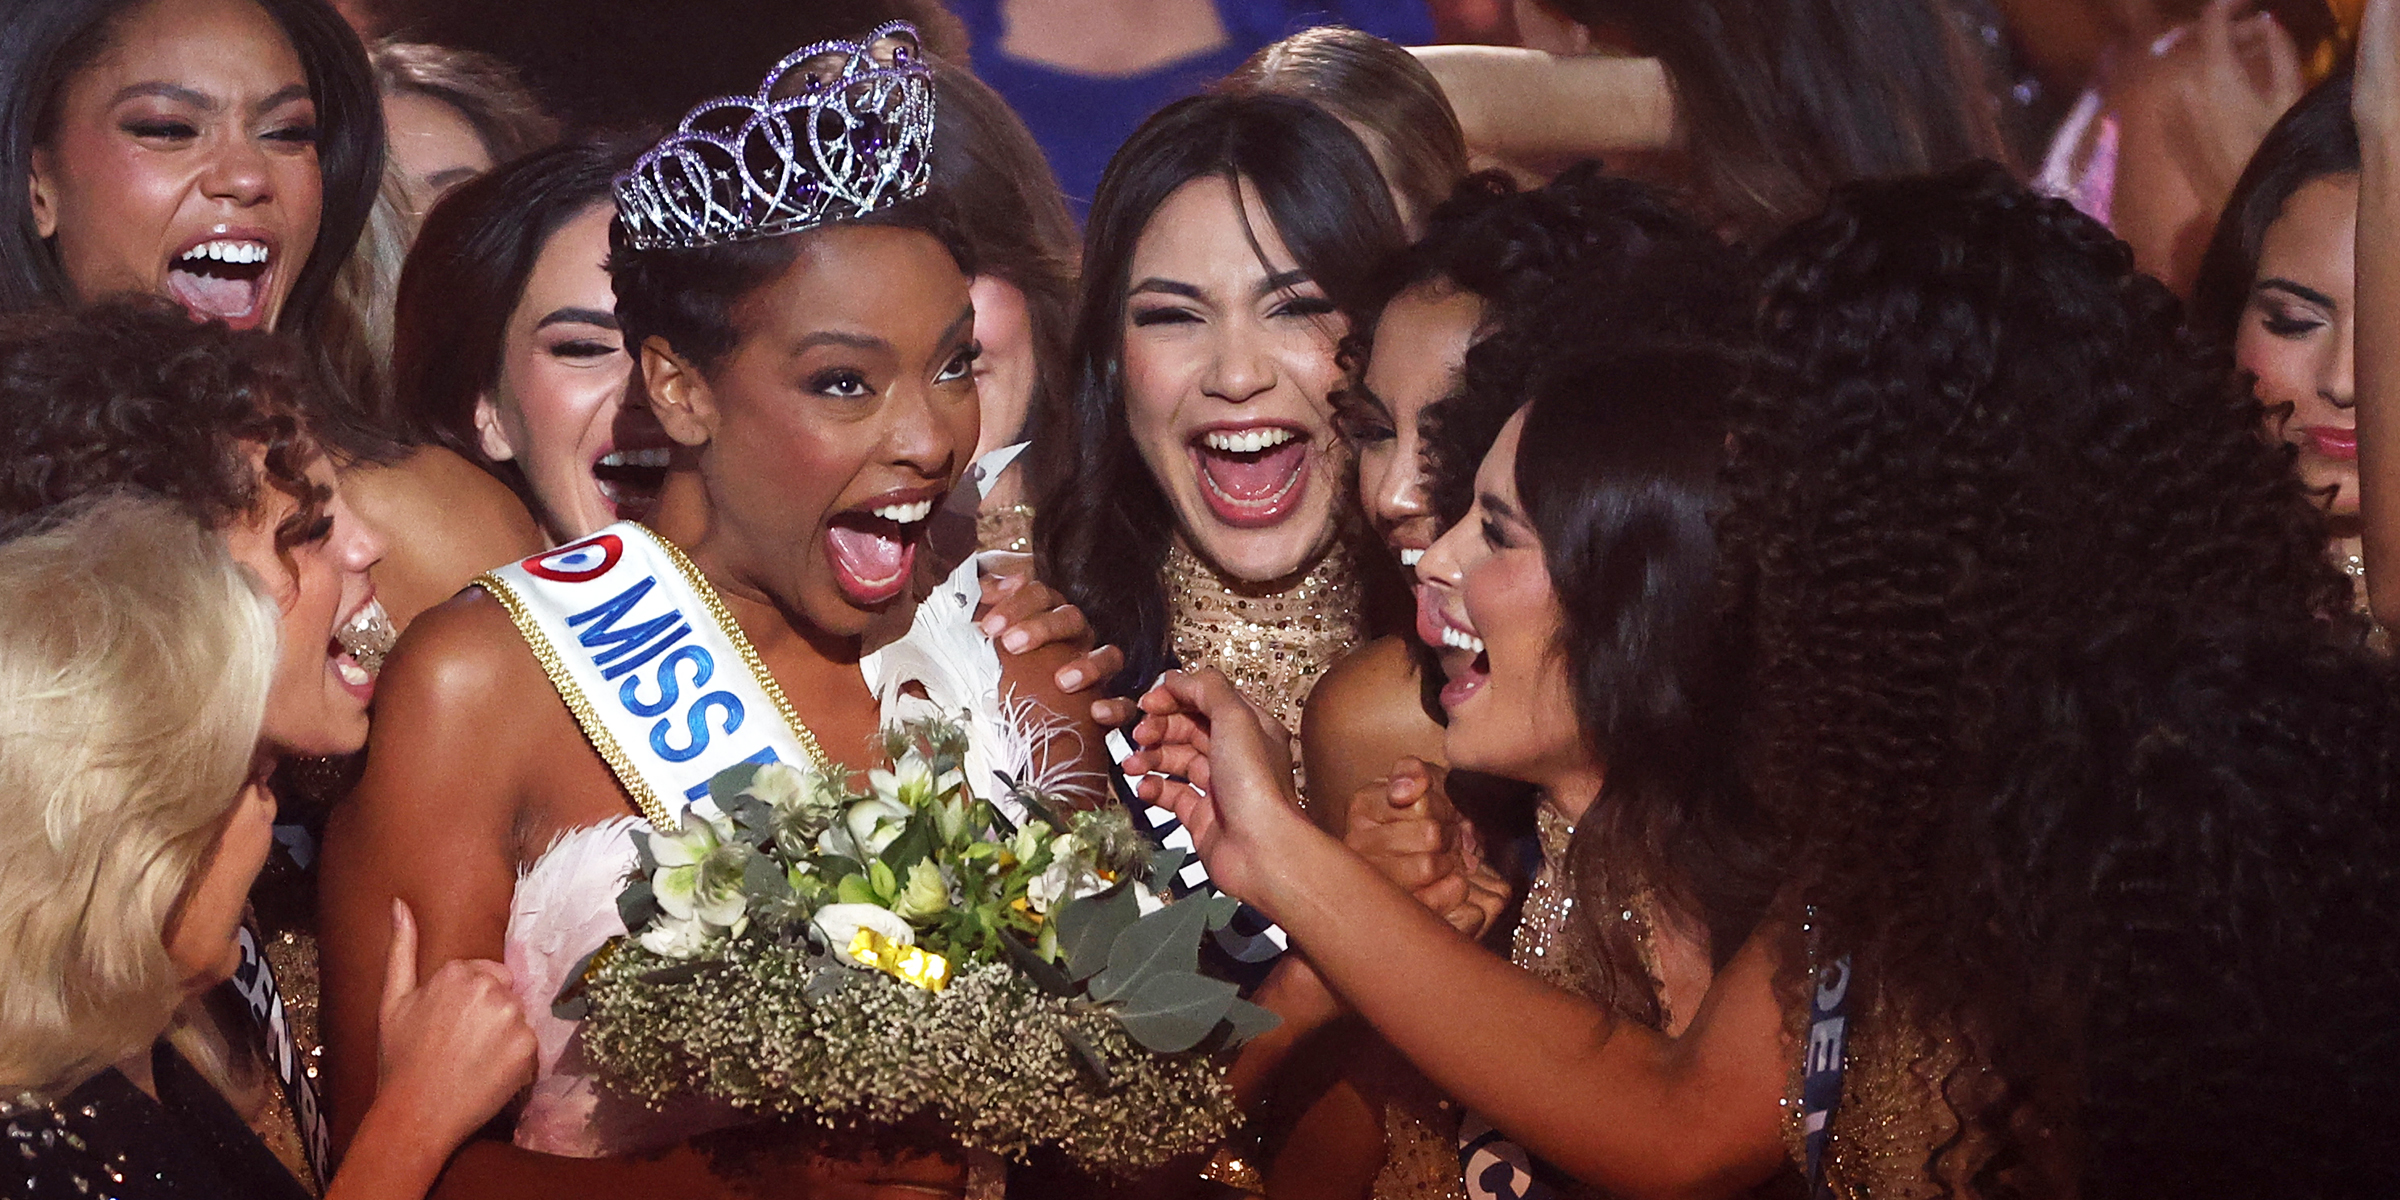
[615,22,934,251]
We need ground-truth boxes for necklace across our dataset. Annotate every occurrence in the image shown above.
[1162,541,1363,781]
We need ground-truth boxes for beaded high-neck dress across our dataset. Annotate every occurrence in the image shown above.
[1162,541,1363,798]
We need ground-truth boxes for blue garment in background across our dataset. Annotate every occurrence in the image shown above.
[948,0,1435,218]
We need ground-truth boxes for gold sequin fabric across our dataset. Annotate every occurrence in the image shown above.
[1163,541,1364,797]
[975,503,1034,555]
[1778,981,1980,1199]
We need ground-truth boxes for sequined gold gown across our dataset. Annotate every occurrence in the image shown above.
[1162,541,1364,798]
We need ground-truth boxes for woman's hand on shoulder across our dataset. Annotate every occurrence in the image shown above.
[325,899,536,1200]
[975,553,1135,727]
[1344,758,1511,940]
[1124,669,1313,903]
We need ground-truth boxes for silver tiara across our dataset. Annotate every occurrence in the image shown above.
[614,21,935,251]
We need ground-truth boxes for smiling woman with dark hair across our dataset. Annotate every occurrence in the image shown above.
[0,0,544,628]
[1028,91,1409,752]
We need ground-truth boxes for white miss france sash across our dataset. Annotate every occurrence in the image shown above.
[477,522,833,826]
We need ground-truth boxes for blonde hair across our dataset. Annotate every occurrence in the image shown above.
[0,494,278,1099]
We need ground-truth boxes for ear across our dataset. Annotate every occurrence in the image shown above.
[27,146,58,239]
[471,393,517,462]
[640,336,718,447]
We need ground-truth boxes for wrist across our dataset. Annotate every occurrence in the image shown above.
[330,1099,456,1198]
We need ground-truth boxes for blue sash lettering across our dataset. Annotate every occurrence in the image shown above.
[655,691,743,761]
[622,644,713,717]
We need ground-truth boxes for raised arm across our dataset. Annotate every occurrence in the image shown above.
[2355,0,2400,628]
[1408,46,1675,172]
[1127,670,1791,1200]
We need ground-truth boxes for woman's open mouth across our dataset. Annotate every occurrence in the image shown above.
[592,446,671,521]
[331,596,394,702]
[1189,424,1310,529]
[1415,586,1488,710]
[166,235,276,330]
[825,491,940,607]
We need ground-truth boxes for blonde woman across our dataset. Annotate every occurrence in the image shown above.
[0,495,536,1200]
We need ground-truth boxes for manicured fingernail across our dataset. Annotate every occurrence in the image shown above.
[980,615,1006,635]
[1057,668,1084,690]
[1003,630,1031,653]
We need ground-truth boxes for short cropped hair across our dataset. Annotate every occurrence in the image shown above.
[0,493,277,1098]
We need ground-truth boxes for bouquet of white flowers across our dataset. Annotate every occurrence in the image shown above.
[561,717,1271,1176]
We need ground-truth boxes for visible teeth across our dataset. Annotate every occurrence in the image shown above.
[1201,427,1298,454]
[1399,548,1425,567]
[870,499,934,524]
[599,448,672,468]
[335,598,395,676]
[1439,626,1485,656]
[335,657,372,687]
[177,239,270,265]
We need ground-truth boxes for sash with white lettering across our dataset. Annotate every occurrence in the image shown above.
[477,523,824,826]
[1800,951,1853,1199]
[229,921,331,1184]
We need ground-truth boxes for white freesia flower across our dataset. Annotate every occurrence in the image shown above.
[649,809,749,927]
[821,793,910,861]
[1027,833,1107,914]
[813,902,916,955]
[639,912,713,959]
[869,755,940,809]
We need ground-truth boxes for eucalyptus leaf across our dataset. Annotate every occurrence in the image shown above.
[1203,892,1241,931]
[708,761,768,809]
[726,792,775,841]
[1112,972,1238,1053]
[999,931,1077,997]
[1055,883,1139,983]
[743,852,789,900]
[817,853,863,880]
[1146,846,1189,893]
[1220,997,1281,1045]
[630,829,658,874]
[803,962,855,1000]
[1089,895,1209,1002]
[616,877,658,932]
[1059,1022,1114,1090]
[879,818,935,873]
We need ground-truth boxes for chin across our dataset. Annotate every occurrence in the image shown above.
[1178,504,1338,582]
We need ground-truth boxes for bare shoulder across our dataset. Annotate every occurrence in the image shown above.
[1304,635,1438,751]
[1302,635,1447,833]
[346,587,558,820]
[347,446,545,626]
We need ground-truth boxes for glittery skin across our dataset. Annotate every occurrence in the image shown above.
[1162,542,1364,802]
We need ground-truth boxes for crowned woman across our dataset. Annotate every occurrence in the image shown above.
[318,25,1107,1196]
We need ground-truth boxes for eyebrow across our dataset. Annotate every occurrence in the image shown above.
[1342,378,1392,418]
[1256,269,1311,298]
[940,303,975,347]
[1478,490,1524,525]
[2255,277,2337,309]
[535,307,619,331]
[1128,277,1202,301]
[106,82,313,116]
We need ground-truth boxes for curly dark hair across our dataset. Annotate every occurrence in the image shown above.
[1723,163,2390,1194]
[0,297,329,557]
[1398,163,1750,530]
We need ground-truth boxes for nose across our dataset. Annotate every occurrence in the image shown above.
[1200,317,1276,405]
[1416,515,1471,590]
[884,380,962,480]
[330,491,387,573]
[1371,435,1431,529]
[2323,315,2355,410]
[199,129,274,207]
